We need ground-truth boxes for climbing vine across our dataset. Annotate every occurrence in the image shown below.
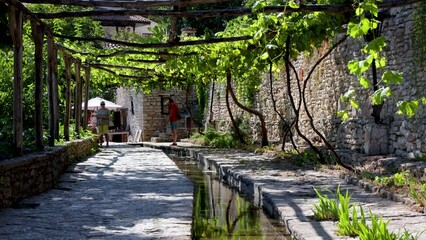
[413,0,426,64]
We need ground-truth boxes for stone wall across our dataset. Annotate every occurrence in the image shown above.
[206,3,426,158]
[0,138,98,208]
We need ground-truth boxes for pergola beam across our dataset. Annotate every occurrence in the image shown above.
[92,65,154,80]
[34,0,424,19]
[56,44,196,57]
[128,59,166,63]
[53,33,252,48]
[19,0,231,8]
[89,63,156,71]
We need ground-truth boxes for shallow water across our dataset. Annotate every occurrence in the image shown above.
[172,157,291,240]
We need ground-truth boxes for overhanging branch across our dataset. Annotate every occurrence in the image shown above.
[53,33,252,48]
[19,0,231,8]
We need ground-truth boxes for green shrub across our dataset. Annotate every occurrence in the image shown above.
[190,128,239,148]
[410,181,426,207]
[313,185,423,239]
[356,211,397,240]
[313,185,352,222]
[338,205,366,237]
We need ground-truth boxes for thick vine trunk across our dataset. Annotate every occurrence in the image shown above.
[208,80,215,125]
[226,69,268,147]
[225,77,246,145]
[268,63,298,151]
[284,36,324,162]
[299,35,356,173]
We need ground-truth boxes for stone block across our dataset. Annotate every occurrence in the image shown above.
[363,124,389,155]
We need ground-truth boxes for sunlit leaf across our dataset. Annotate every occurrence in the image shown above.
[359,77,371,88]
[260,52,269,60]
[348,59,370,76]
[341,89,356,102]
[363,36,386,54]
[254,30,263,41]
[266,44,278,49]
[382,70,403,84]
[288,1,300,9]
[375,56,387,68]
[372,87,391,104]
[337,110,349,122]
[397,100,419,118]
[350,99,360,110]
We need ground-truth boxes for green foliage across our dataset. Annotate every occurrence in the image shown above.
[412,0,426,63]
[313,184,423,239]
[397,100,420,118]
[0,3,12,50]
[374,171,410,188]
[409,180,426,207]
[196,82,208,124]
[341,0,423,120]
[356,210,397,240]
[338,204,366,237]
[190,128,239,148]
[312,186,343,221]
[233,116,251,143]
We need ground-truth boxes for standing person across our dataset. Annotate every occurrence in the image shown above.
[168,98,180,146]
[96,101,110,147]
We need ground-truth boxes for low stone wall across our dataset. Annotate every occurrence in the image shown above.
[0,138,98,208]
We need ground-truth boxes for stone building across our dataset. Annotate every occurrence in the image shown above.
[116,88,198,142]
[94,10,157,38]
[206,2,426,158]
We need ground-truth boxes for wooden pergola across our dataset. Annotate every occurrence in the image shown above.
[4,0,420,156]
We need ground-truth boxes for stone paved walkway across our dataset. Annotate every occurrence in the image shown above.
[1,141,425,240]
[0,144,193,240]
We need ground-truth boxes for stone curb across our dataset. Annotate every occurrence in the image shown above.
[341,174,426,213]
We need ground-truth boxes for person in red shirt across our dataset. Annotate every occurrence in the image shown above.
[168,98,179,146]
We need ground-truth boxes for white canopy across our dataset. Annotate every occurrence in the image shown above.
[83,97,123,110]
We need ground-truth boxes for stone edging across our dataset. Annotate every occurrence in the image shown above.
[341,174,426,213]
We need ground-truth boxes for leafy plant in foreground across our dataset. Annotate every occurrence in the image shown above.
[313,185,350,221]
[409,181,426,207]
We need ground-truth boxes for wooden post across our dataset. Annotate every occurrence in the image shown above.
[31,21,44,151]
[47,34,56,146]
[64,55,72,141]
[53,46,60,140]
[8,4,24,156]
[83,66,90,130]
[74,61,82,138]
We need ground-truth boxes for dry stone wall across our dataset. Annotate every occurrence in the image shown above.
[0,138,98,208]
[206,3,426,158]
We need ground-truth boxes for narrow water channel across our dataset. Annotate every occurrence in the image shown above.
[171,156,291,240]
